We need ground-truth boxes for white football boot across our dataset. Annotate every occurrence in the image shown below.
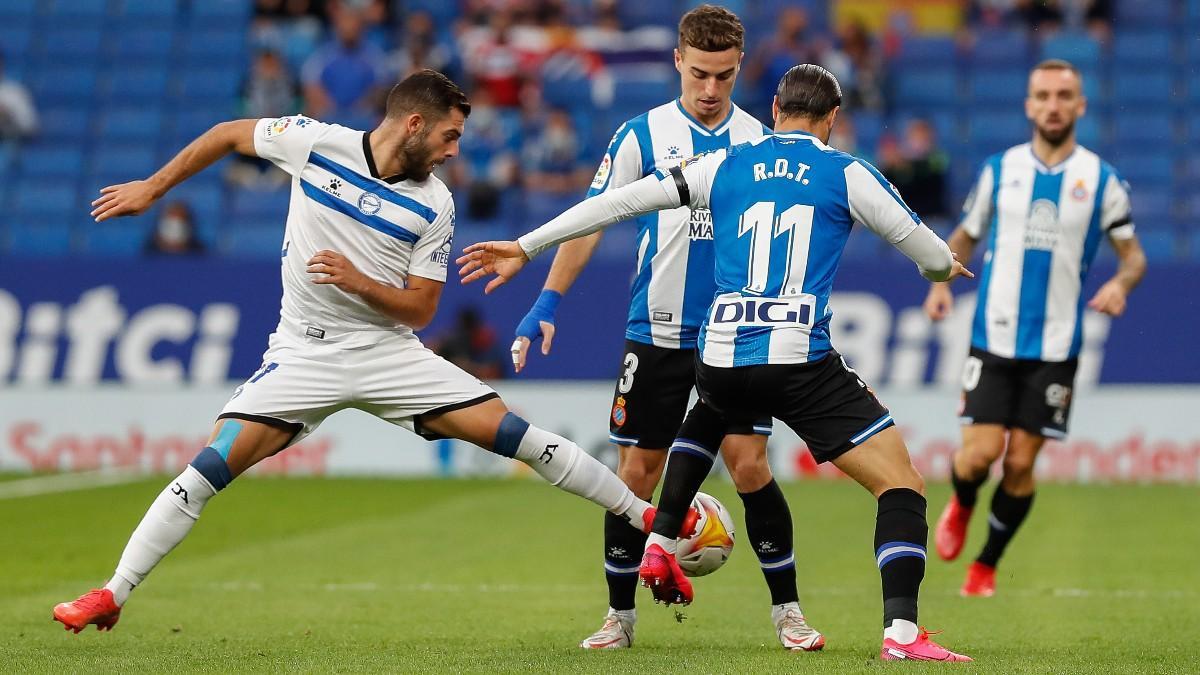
[579,608,635,649]
[772,602,825,651]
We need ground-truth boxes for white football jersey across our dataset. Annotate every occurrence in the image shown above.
[962,143,1134,362]
[253,115,455,339]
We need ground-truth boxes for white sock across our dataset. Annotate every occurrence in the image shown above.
[645,532,677,556]
[107,466,217,606]
[884,619,919,645]
[771,601,803,624]
[608,607,636,624]
[514,425,651,525]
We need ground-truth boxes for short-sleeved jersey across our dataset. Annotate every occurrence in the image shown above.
[961,143,1135,362]
[587,100,769,349]
[655,131,923,367]
[253,115,455,338]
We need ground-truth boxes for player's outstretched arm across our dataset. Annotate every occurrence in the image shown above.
[924,227,980,321]
[457,241,530,294]
[1088,235,1146,317]
[91,119,259,222]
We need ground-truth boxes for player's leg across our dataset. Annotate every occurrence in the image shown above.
[966,356,1074,595]
[722,431,824,651]
[936,348,1018,561]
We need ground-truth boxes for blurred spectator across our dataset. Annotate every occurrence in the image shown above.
[144,202,207,256]
[0,53,37,141]
[301,4,389,126]
[449,89,521,220]
[390,10,457,80]
[745,8,829,118]
[431,307,508,380]
[968,0,1114,41]
[828,111,859,156]
[229,50,300,189]
[522,109,589,193]
[254,0,326,21]
[459,10,531,108]
[833,21,886,112]
[878,119,949,221]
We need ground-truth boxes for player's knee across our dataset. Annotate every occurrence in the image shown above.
[492,412,530,458]
[957,444,1000,478]
[1001,452,1035,481]
[725,452,771,493]
[617,451,664,497]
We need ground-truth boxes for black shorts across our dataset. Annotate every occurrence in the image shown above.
[608,339,771,449]
[694,350,893,463]
[959,346,1078,440]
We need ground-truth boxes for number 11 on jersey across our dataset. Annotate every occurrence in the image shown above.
[737,201,815,296]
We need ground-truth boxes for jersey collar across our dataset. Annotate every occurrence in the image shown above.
[362,131,406,184]
[674,98,736,137]
[1028,143,1078,175]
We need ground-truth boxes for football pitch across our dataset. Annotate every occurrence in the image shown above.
[2,475,1196,673]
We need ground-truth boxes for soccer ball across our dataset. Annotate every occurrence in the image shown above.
[675,491,735,577]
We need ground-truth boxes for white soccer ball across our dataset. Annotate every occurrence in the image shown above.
[675,491,736,577]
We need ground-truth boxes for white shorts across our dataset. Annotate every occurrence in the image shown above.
[219,329,498,447]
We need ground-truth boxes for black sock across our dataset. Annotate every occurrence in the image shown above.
[976,487,1034,568]
[875,488,928,627]
[603,511,647,611]
[650,444,714,538]
[950,457,987,509]
[740,479,799,606]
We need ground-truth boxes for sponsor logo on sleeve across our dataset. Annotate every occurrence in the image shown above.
[591,153,612,189]
[265,117,292,138]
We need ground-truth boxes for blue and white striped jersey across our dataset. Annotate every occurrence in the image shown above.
[963,143,1135,362]
[587,100,768,349]
[657,132,924,367]
[254,115,455,337]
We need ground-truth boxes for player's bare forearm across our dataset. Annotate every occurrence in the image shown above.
[542,231,603,294]
[1110,237,1147,293]
[356,280,442,330]
[91,119,258,221]
[932,227,979,287]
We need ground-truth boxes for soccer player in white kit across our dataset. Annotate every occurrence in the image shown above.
[53,70,669,634]
[923,60,1147,597]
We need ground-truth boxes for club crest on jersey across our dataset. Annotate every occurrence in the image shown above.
[358,192,382,215]
[1070,179,1089,201]
[687,208,713,240]
[591,153,612,189]
[611,396,627,426]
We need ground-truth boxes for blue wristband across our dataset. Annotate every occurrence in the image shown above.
[515,289,562,342]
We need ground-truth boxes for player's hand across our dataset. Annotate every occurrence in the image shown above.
[1087,280,1128,317]
[924,283,954,322]
[510,289,562,373]
[307,250,369,295]
[944,252,974,283]
[90,180,160,222]
[457,241,529,294]
[510,329,555,373]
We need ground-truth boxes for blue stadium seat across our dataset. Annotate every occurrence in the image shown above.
[966,111,1029,148]
[32,66,98,104]
[1039,33,1101,66]
[190,0,251,19]
[1112,114,1176,145]
[97,106,164,141]
[1137,231,1177,262]
[13,181,78,217]
[1116,2,1174,27]
[118,0,179,18]
[1111,70,1176,105]
[0,25,33,55]
[38,107,93,141]
[1113,154,1174,185]
[968,69,1027,104]
[169,179,223,231]
[177,68,241,103]
[1075,113,1103,147]
[610,70,677,111]
[8,223,74,257]
[45,0,109,18]
[1112,31,1174,65]
[36,28,104,60]
[617,0,683,29]
[893,69,958,106]
[102,64,170,101]
[90,146,157,177]
[972,30,1031,66]
[111,29,175,59]
[894,37,957,66]
[224,222,285,259]
[230,188,291,220]
[82,221,148,257]
[19,146,85,179]
[181,28,249,66]
[0,0,37,19]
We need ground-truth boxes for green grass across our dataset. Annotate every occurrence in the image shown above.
[2,476,1197,673]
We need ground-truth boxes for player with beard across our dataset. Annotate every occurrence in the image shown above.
[924,60,1147,596]
[53,70,685,634]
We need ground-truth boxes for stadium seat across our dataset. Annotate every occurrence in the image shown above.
[404,0,459,24]
[190,0,251,19]
[893,69,959,107]
[8,222,74,257]
[97,106,165,141]
[181,28,249,66]
[229,188,291,220]
[967,69,1027,104]
[1112,32,1175,66]
[617,0,683,29]
[1115,2,1174,27]
[90,146,158,178]
[1111,70,1176,105]
[32,66,98,105]
[1137,231,1178,262]
[45,0,109,19]
[13,181,78,218]
[1112,114,1176,145]
[966,111,1029,148]
[610,69,677,111]
[102,64,171,101]
[1113,155,1174,185]
[176,68,241,104]
[82,221,149,257]
[118,0,179,18]
[894,37,958,66]
[111,29,176,60]
[35,28,104,62]
[0,0,37,19]
[0,25,33,55]
[224,222,285,259]
[19,146,85,179]
[971,30,1031,66]
[34,107,93,141]
[1039,33,1101,66]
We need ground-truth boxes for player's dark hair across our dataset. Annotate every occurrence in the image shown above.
[775,64,842,120]
[678,4,744,53]
[1031,58,1083,87]
[385,69,471,122]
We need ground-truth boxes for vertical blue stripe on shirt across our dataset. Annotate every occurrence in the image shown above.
[1071,161,1113,357]
[972,155,1004,352]
[625,114,656,344]
[1015,169,1063,359]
